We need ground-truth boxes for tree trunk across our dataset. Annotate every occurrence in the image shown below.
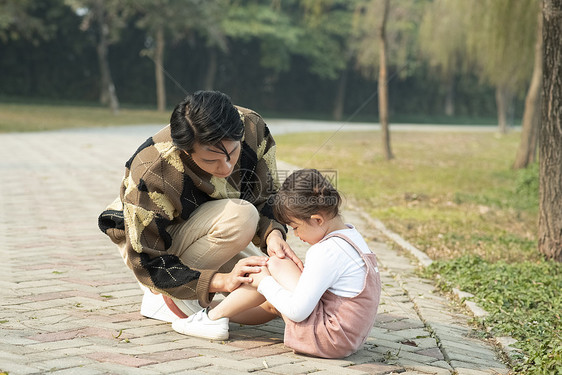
[155,26,166,112]
[514,9,543,169]
[444,73,455,116]
[95,0,118,114]
[378,0,393,160]
[495,85,509,134]
[204,48,218,90]
[332,62,349,121]
[539,0,562,262]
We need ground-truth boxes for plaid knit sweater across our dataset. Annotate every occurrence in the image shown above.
[98,106,286,305]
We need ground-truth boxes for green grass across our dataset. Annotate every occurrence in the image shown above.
[423,257,562,374]
[276,130,538,262]
[0,102,168,132]
[275,130,559,373]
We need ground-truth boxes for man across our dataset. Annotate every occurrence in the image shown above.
[98,91,302,321]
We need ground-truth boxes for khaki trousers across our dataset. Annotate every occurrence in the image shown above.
[160,199,262,314]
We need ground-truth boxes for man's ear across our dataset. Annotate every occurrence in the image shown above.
[310,214,325,226]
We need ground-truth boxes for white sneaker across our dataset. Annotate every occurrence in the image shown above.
[172,308,229,340]
[140,289,181,323]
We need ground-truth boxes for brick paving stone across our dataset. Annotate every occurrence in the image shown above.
[24,347,95,362]
[27,326,134,343]
[366,338,426,354]
[437,339,498,357]
[87,362,159,375]
[403,363,452,375]
[240,353,303,370]
[236,344,292,358]
[302,370,369,375]
[30,356,96,372]
[143,358,212,374]
[189,365,253,375]
[85,351,158,367]
[452,363,509,375]
[0,361,43,375]
[397,359,454,372]
[49,367,106,375]
[446,347,502,364]
[415,347,444,360]
[137,348,200,362]
[346,362,404,374]
[254,361,327,374]
[449,357,509,373]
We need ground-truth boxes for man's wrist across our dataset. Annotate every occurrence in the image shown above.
[209,272,226,293]
[267,229,283,244]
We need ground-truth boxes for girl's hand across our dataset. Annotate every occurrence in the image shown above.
[266,230,304,271]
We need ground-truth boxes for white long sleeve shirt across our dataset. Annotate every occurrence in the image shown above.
[257,225,372,322]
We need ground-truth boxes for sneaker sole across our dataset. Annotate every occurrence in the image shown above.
[172,321,229,341]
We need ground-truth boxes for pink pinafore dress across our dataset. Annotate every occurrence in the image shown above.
[283,233,382,358]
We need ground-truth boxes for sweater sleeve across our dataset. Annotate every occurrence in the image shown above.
[103,136,216,306]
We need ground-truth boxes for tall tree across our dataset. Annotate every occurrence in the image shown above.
[67,0,125,114]
[353,0,423,160]
[377,0,393,160]
[292,0,356,121]
[539,0,562,262]
[133,0,226,111]
[463,0,537,133]
[513,8,543,169]
[419,0,468,117]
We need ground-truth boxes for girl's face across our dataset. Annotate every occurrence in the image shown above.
[188,140,241,178]
[288,215,326,245]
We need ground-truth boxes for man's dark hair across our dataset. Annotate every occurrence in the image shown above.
[170,91,244,154]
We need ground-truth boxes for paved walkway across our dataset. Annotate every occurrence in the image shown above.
[0,123,510,374]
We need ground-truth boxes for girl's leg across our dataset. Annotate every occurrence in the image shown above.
[204,255,304,325]
[228,301,279,325]
[207,284,267,321]
[208,256,301,324]
[227,256,303,324]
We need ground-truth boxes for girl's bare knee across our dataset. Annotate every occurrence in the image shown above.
[266,256,302,291]
[267,256,298,273]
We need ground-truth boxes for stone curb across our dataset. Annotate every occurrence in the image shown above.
[355,210,520,368]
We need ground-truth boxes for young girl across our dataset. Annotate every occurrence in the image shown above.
[172,169,381,359]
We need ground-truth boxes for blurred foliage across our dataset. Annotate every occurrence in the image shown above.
[0,0,535,121]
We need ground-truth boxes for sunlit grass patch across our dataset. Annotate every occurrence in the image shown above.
[0,102,168,132]
[275,130,537,262]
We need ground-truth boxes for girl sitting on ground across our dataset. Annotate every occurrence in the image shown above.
[172,168,382,359]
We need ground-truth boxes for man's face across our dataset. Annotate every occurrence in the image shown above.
[188,140,241,178]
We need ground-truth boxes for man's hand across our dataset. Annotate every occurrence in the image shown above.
[266,230,304,271]
[250,265,271,288]
[209,256,268,293]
